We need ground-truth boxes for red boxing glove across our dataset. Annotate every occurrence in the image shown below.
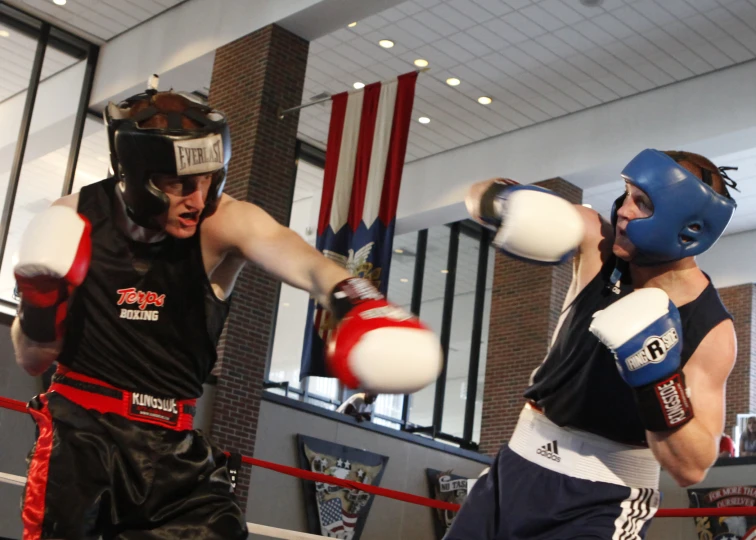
[14,206,92,342]
[326,278,442,394]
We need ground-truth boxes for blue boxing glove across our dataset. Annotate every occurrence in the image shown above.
[589,288,694,432]
[465,180,584,265]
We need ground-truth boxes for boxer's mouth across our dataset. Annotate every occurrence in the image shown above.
[178,211,199,226]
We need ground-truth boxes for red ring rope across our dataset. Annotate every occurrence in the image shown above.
[1,395,754,518]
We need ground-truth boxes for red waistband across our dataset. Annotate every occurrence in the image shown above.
[50,366,196,431]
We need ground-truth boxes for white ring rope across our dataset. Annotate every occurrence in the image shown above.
[0,472,325,539]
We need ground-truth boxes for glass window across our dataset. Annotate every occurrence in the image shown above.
[0,40,87,302]
[386,230,416,309]
[473,245,495,443]
[0,20,38,240]
[407,224,450,428]
[369,230,419,427]
[71,116,112,193]
[442,229,478,438]
[268,159,327,393]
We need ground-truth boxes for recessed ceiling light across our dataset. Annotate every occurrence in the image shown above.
[353,82,365,89]
[283,302,290,307]
[0,30,9,38]
[478,96,493,105]
[52,0,66,5]
[583,203,593,208]
[348,22,357,28]
[414,59,429,68]
[446,77,461,87]
[379,39,395,49]
[395,248,404,254]
[418,117,430,124]
[400,278,409,283]
[441,269,449,274]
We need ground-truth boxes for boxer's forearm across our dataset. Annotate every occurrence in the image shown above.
[307,257,352,310]
[647,418,718,487]
[11,317,61,376]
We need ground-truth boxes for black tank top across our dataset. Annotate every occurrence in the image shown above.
[57,178,230,398]
[524,256,731,445]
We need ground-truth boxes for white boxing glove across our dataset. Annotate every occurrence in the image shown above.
[14,205,92,342]
[326,278,442,394]
[467,181,584,265]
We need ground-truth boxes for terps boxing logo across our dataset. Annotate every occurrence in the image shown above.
[626,329,679,371]
[116,288,165,322]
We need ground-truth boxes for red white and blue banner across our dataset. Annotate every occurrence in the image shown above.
[300,71,418,379]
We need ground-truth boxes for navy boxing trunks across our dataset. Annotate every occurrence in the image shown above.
[446,406,660,540]
[21,368,247,540]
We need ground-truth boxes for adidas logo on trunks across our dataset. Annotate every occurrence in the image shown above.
[536,440,561,462]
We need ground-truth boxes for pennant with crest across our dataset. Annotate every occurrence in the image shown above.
[425,468,471,539]
[298,435,389,539]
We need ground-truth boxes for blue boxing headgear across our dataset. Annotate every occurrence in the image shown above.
[611,149,736,266]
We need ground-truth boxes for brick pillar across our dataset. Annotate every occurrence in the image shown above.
[718,284,756,434]
[479,178,582,456]
[207,25,309,507]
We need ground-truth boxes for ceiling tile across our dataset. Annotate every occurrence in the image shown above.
[432,3,479,30]
[463,24,509,50]
[501,11,548,39]
[537,0,584,26]
[449,31,496,57]
[433,38,478,63]
[520,4,565,32]
[608,5,657,33]
[482,17,529,43]
[447,0,499,23]
[395,17,444,44]
[412,10,461,37]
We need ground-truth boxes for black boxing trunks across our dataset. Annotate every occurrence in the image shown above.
[20,369,247,540]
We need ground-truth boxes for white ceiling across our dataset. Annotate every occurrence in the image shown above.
[3,0,186,42]
[298,0,756,162]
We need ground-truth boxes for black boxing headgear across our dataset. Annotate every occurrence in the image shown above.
[104,84,231,229]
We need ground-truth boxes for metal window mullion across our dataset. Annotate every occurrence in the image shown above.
[61,43,100,196]
[432,222,460,433]
[0,23,49,279]
[401,229,428,427]
[463,228,491,443]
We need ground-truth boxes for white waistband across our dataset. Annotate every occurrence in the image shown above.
[508,406,660,490]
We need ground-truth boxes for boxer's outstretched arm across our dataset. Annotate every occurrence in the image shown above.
[647,320,736,486]
[206,196,443,393]
[207,196,351,308]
